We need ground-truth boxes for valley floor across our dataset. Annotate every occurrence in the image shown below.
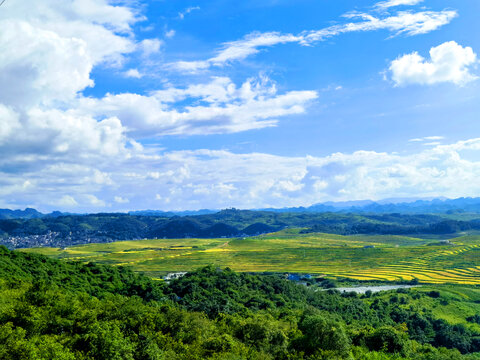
[22,230,480,285]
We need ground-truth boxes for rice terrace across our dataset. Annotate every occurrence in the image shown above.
[24,230,480,284]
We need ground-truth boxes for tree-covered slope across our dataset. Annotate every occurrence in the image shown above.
[5,210,480,250]
[1,247,480,359]
[0,246,164,300]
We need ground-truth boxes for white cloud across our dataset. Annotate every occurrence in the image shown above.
[69,0,139,33]
[138,38,163,57]
[86,194,106,207]
[58,195,78,207]
[0,20,94,107]
[90,170,114,185]
[165,29,176,38]
[105,138,480,209]
[0,0,137,68]
[5,136,480,211]
[424,136,445,141]
[208,32,302,67]
[170,32,302,72]
[114,196,129,204]
[0,105,20,142]
[0,180,34,198]
[304,10,457,40]
[390,41,478,86]
[423,142,442,146]
[178,6,200,20]
[170,10,457,72]
[0,107,133,183]
[0,0,149,206]
[409,136,444,142]
[123,68,143,78]
[0,0,141,167]
[77,76,318,136]
[375,0,423,10]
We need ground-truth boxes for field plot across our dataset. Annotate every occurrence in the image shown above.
[22,231,480,283]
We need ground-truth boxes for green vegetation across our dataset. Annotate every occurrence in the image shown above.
[24,231,480,284]
[2,246,480,359]
[4,210,480,246]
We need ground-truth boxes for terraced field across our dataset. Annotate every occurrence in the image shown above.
[22,231,480,284]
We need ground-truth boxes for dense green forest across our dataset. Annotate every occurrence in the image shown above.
[3,209,480,248]
[1,246,480,359]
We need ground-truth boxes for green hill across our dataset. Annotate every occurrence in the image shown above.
[2,246,480,359]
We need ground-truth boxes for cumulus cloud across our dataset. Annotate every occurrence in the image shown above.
[0,0,137,67]
[170,9,457,71]
[390,41,478,86]
[0,107,132,168]
[0,0,141,164]
[0,20,94,107]
[77,76,318,136]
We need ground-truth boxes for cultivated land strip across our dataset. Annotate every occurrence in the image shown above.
[22,232,480,284]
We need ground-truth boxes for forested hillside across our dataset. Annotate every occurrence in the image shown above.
[3,209,480,249]
[1,246,480,359]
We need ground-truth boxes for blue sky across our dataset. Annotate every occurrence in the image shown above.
[1,0,480,212]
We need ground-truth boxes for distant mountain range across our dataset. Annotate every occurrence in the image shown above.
[0,208,70,220]
[128,209,217,217]
[129,197,480,215]
[0,208,43,220]
[266,197,478,214]
[4,197,480,220]
[259,197,471,214]
[0,208,218,220]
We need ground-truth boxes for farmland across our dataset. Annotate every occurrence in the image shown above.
[23,230,480,284]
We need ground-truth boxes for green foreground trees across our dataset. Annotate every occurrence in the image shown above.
[1,247,480,359]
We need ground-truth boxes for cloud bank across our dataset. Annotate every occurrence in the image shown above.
[4,138,480,211]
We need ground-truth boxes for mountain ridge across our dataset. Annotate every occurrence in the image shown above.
[4,196,480,220]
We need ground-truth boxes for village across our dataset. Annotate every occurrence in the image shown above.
[0,231,115,249]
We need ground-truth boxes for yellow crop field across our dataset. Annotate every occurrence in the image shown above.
[22,231,480,284]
